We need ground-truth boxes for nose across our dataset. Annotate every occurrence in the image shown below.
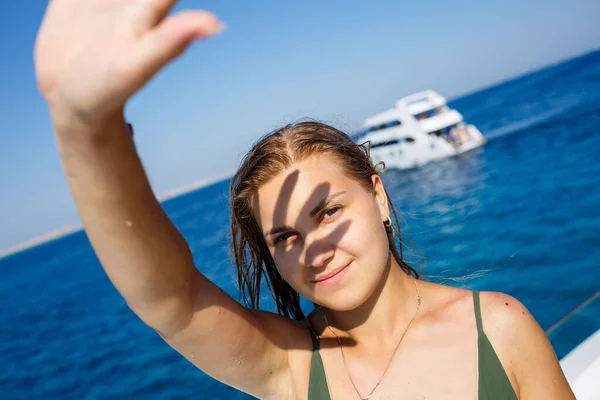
[303,232,335,269]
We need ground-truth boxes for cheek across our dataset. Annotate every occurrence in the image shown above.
[342,205,388,255]
[336,213,390,284]
[272,246,304,284]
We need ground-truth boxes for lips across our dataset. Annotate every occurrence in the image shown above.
[312,262,351,283]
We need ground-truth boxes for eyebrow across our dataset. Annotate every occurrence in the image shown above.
[264,191,346,237]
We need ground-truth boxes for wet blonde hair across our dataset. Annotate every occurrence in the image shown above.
[230,121,418,320]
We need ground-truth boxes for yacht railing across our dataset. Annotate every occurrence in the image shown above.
[546,290,600,336]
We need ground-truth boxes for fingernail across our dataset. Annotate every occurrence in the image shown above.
[210,20,226,35]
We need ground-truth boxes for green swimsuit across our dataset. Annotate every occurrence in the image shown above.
[307,291,518,399]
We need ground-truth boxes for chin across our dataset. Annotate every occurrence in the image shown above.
[311,284,374,312]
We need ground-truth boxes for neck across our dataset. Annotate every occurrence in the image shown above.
[323,255,419,346]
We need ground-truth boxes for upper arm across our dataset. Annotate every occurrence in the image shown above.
[156,272,310,399]
[480,292,575,400]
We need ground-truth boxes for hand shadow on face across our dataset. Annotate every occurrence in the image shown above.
[258,169,356,349]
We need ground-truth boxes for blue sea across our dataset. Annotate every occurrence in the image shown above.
[2,50,600,399]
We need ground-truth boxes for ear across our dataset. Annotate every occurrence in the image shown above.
[371,174,390,222]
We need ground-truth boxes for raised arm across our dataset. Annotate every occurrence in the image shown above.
[34,1,306,397]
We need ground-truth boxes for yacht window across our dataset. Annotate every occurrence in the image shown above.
[359,120,402,136]
[415,109,437,120]
[370,139,400,149]
[405,137,415,143]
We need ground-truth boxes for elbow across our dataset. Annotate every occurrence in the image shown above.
[127,270,200,336]
[131,296,196,336]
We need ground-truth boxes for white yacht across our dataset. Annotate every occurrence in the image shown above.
[357,90,486,169]
[556,291,600,400]
[561,329,600,399]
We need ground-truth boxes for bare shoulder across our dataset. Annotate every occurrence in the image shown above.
[260,309,316,398]
[418,280,474,318]
[282,311,323,399]
[477,291,530,338]
[478,291,575,399]
[477,291,552,356]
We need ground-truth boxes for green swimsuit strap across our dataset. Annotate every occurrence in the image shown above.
[308,327,320,351]
[306,322,331,400]
[473,290,484,333]
[472,291,518,400]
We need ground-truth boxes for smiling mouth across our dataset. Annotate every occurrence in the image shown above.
[312,262,351,283]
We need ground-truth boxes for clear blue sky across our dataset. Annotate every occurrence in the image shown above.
[1,0,599,250]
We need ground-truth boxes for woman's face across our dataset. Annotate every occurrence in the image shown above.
[253,155,391,311]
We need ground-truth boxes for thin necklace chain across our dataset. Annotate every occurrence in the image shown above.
[320,276,421,400]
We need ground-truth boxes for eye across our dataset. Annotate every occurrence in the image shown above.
[320,206,341,221]
[274,232,295,244]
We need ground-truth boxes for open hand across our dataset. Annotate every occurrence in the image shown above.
[34,0,223,124]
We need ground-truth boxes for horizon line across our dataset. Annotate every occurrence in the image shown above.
[0,171,235,260]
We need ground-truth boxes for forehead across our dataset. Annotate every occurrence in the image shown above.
[252,156,358,230]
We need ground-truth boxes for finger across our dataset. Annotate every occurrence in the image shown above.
[127,10,224,92]
[142,0,179,27]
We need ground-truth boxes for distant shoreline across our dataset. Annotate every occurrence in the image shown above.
[0,172,234,260]
[157,170,234,201]
[0,225,82,259]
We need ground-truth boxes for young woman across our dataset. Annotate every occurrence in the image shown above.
[34,1,574,399]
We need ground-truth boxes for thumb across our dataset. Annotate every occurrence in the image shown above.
[127,11,224,93]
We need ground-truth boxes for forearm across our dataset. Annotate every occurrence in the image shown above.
[55,112,198,330]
